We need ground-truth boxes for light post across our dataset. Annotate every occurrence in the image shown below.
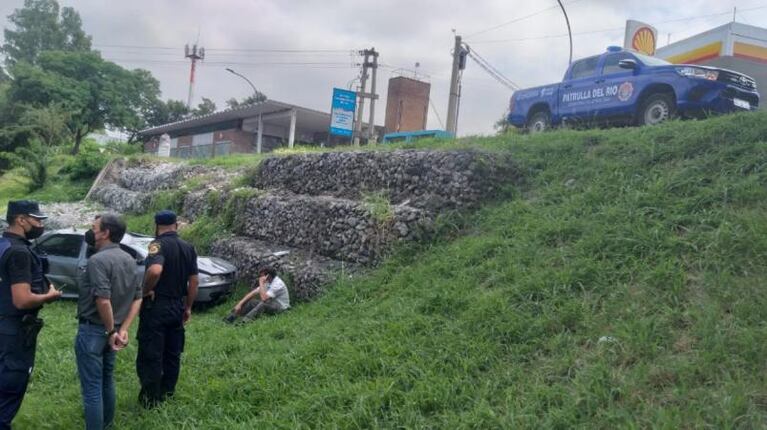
[225,67,260,99]
[556,0,573,65]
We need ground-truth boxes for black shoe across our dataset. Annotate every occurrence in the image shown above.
[139,387,161,409]
[223,313,237,324]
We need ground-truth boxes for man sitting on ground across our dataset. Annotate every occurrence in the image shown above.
[223,266,290,324]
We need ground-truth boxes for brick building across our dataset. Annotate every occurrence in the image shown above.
[140,99,376,158]
[384,75,431,134]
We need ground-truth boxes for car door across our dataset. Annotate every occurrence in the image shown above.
[34,233,86,297]
[596,52,639,119]
[559,55,601,122]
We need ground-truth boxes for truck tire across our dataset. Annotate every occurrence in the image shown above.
[527,111,551,133]
[639,94,675,126]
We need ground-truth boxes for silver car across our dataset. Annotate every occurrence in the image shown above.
[33,228,237,304]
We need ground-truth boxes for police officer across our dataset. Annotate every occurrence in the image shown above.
[136,210,198,408]
[0,201,61,429]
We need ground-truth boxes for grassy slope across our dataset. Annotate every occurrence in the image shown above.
[9,112,767,428]
[0,154,93,209]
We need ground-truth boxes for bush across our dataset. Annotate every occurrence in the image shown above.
[60,141,109,180]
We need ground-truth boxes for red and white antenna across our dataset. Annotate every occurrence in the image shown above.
[184,43,205,109]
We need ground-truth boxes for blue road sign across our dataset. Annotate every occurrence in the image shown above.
[330,88,356,137]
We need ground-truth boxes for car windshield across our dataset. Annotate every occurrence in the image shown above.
[634,53,671,67]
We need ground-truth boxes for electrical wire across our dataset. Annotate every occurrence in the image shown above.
[470,4,767,44]
[429,98,445,129]
[465,0,586,39]
[93,44,353,54]
[464,46,521,91]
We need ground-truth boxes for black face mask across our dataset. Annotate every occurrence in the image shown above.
[26,225,45,240]
[84,229,96,247]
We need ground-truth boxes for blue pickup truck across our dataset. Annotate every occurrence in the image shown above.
[508,46,760,132]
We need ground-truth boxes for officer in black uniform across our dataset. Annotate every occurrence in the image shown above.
[136,210,198,408]
[0,201,61,429]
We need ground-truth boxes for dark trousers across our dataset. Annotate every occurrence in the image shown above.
[0,320,36,430]
[136,298,185,408]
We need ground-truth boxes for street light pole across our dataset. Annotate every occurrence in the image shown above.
[226,67,260,99]
[556,0,573,65]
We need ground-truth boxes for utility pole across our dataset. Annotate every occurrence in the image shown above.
[353,52,369,147]
[367,49,379,142]
[446,35,467,136]
[353,48,379,146]
[185,44,205,109]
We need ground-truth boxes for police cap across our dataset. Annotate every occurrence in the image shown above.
[154,210,177,226]
[7,200,48,220]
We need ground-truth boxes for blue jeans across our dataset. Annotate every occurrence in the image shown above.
[75,323,116,430]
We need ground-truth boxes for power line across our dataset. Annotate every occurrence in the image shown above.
[464,45,521,91]
[101,58,357,70]
[94,43,353,53]
[470,4,767,44]
[465,0,586,39]
[429,98,445,129]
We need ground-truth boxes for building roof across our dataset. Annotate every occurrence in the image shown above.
[656,22,767,64]
[138,99,333,137]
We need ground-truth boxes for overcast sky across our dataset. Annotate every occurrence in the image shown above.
[2,0,766,136]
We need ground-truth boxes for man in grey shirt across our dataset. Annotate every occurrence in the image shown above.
[75,214,142,430]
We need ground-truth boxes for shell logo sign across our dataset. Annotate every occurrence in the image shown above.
[625,20,658,56]
[632,27,657,55]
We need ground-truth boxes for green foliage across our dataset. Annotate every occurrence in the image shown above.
[1,0,92,67]
[0,138,51,190]
[0,151,95,207]
[102,140,142,156]
[178,215,224,254]
[59,140,108,180]
[124,213,154,236]
[222,187,260,231]
[192,97,216,116]
[362,190,394,225]
[225,92,267,109]
[188,153,267,170]
[8,50,161,154]
[150,189,185,214]
[140,99,189,137]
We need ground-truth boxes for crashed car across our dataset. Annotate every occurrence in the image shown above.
[33,228,237,304]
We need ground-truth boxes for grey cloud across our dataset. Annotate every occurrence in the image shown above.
[1,0,763,135]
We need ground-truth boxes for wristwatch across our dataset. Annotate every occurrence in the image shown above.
[105,329,117,337]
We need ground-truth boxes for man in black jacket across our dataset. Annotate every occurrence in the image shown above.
[0,201,61,429]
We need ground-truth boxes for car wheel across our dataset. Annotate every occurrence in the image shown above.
[639,94,675,126]
[527,111,551,133]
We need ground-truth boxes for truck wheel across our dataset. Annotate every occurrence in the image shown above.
[639,94,675,126]
[527,111,551,133]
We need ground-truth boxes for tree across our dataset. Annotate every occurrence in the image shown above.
[192,97,217,116]
[8,51,160,154]
[145,99,189,127]
[2,0,91,68]
[165,100,190,123]
[225,92,267,109]
[122,98,190,144]
[0,106,70,190]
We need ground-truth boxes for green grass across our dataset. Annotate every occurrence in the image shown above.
[0,155,94,209]
[10,112,767,428]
